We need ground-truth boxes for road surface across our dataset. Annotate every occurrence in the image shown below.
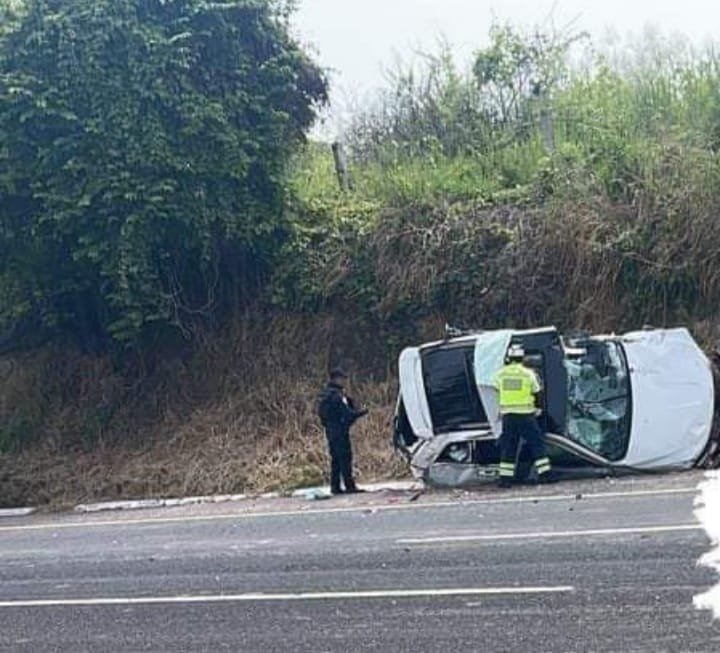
[0,473,718,652]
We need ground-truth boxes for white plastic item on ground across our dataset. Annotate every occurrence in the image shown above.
[291,481,422,499]
[694,471,720,618]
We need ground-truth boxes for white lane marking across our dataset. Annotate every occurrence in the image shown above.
[0,486,698,534]
[0,586,575,609]
[398,523,704,545]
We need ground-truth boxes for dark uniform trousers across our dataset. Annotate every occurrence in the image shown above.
[325,426,355,493]
[500,413,550,473]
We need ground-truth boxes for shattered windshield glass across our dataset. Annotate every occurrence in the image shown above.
[564,340,631,461]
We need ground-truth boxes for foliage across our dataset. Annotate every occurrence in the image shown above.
[279,26,720,336]
[6,22,720,499]
[346,45,492,161]
[346,24,585,166]
[473,23,586,124]
[0,0,326,347]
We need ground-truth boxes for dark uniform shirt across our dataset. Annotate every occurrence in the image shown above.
[317,382,365,435]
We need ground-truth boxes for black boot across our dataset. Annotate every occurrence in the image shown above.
[538,470,559,484]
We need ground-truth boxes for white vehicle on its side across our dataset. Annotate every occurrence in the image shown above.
[393,326,720,486]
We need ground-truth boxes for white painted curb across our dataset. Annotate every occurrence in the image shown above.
[0,482,428,518]
[73,481,422,514]
[0,507,37,518]
[74,494,250,514]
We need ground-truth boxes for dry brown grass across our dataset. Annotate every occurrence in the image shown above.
[359,184,720,339]
[0,314,408,508]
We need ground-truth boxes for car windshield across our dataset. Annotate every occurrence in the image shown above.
[564,340,631,461]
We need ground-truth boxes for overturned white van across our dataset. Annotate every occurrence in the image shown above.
[393,327,720,486]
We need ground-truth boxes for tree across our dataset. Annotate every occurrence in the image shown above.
[473,23,585,125]
[0,0,327,348]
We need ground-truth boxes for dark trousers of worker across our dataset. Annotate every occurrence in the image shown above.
[499,413,552,480]
[325,427,356,492]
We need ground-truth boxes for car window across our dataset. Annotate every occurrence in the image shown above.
[564,341,631,461]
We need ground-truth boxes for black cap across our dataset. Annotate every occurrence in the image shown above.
[329,367,349,379]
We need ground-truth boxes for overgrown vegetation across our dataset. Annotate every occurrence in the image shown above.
[0,0,326,348]
[279,25,720,336]
[2,17,720,506]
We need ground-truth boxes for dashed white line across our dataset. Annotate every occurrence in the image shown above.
[397,523,704,545]
[0,586,575,609]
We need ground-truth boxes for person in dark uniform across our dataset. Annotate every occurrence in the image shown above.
[316,368,368,495]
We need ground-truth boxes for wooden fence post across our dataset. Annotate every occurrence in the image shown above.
[331,141,352,191]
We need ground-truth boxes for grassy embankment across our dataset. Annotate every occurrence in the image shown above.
[3,35,720,507]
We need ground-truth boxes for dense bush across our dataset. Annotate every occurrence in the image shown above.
[0,0,326,348]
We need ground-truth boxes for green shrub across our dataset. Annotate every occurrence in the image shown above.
[0,0,326,348]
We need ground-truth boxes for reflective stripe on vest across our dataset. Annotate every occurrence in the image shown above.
[494,363,538,414]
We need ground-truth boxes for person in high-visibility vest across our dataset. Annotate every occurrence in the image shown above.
[492,343,553,488]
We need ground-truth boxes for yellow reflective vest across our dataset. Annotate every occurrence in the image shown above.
[492,362,541,415]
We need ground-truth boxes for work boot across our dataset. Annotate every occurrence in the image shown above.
[330,487,344,495]
[345,485,366,494]
[538,470,559,485]
[496,478,513,489]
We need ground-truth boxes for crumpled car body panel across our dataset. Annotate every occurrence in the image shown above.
[395,327,717,485]
[621,329,714,469]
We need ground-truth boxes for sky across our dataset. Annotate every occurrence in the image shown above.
[293,0,720,135]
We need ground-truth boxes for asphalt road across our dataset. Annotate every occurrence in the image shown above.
[0,474,718,652]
